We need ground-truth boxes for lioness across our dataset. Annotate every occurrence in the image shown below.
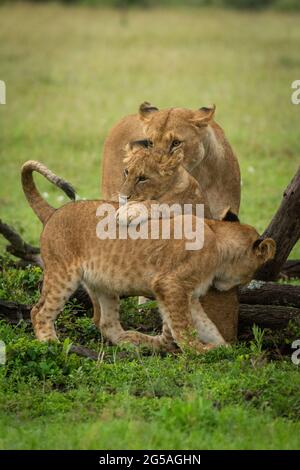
[101,103,241,342]
[22,160,275,352]
[101,102,240,220]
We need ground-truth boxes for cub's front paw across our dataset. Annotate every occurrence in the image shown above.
[116,202,149,226]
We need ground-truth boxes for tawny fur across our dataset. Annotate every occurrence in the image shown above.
[101,103,241,341]
[101,103,241,220]
[23,164,275,352]
[114,144,234,344]
[116,143,212,223]
[21,160,76,224]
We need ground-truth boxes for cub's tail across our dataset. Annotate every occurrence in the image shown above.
[21,160,76,225]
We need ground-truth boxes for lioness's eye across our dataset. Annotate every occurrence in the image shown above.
[124,169,128,178]
[137,175,149,183]
[171,139,182,149]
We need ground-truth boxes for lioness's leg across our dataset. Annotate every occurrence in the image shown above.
[32,267,81,341]
[190,298,227,346]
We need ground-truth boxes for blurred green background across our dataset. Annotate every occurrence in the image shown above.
[0,1,299,257]
[1,1,300,11]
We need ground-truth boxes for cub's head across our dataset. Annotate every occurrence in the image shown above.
[119,141,183,202]
[137,101,216,172]
[213,217,276,291]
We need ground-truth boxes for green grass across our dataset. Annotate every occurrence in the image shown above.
[1,264,300,449]
[1,3,300,450]
[1,313,300,449]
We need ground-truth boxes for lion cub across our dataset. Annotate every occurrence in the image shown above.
[22,160,275,352]
[116,141,212,225]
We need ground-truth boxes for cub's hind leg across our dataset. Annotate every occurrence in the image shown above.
[32,266,81,342]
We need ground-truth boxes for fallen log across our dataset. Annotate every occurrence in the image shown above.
[255,166,300,281]
[239,281,300,309]
[239,304,300,330]
[0,299,31,323]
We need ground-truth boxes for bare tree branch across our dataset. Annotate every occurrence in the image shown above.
[0,219,42,267]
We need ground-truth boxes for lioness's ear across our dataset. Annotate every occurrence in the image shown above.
[253,238,276,262]
[220,206,240,222]
[139,102,159,121]
[190,104,216,128]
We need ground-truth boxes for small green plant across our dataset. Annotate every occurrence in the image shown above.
[250,325,267,367]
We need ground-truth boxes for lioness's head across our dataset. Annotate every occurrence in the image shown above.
[119,141,183,202]
[213,217,276,291]
[138,101,216,172]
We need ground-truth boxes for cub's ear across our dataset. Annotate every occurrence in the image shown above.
[253,238,276,262]
[219,206,240,222]
[124,141,145,161]
[139,102,159,121]
[190,104,216,128]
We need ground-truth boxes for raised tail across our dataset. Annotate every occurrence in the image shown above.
[21,160,76,225]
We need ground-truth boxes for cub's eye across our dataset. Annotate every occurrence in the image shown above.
[137,175,149,183]
[171,139,182,150]
[123,169,128,178]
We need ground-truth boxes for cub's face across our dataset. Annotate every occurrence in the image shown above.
[214,225,276,291]
[138,102,216,174]
[119,145,183,202]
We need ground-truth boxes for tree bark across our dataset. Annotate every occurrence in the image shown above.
[239,304,300,330]
[255,167,300,281]
[0,299,31,323]
[239,282,300,309]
